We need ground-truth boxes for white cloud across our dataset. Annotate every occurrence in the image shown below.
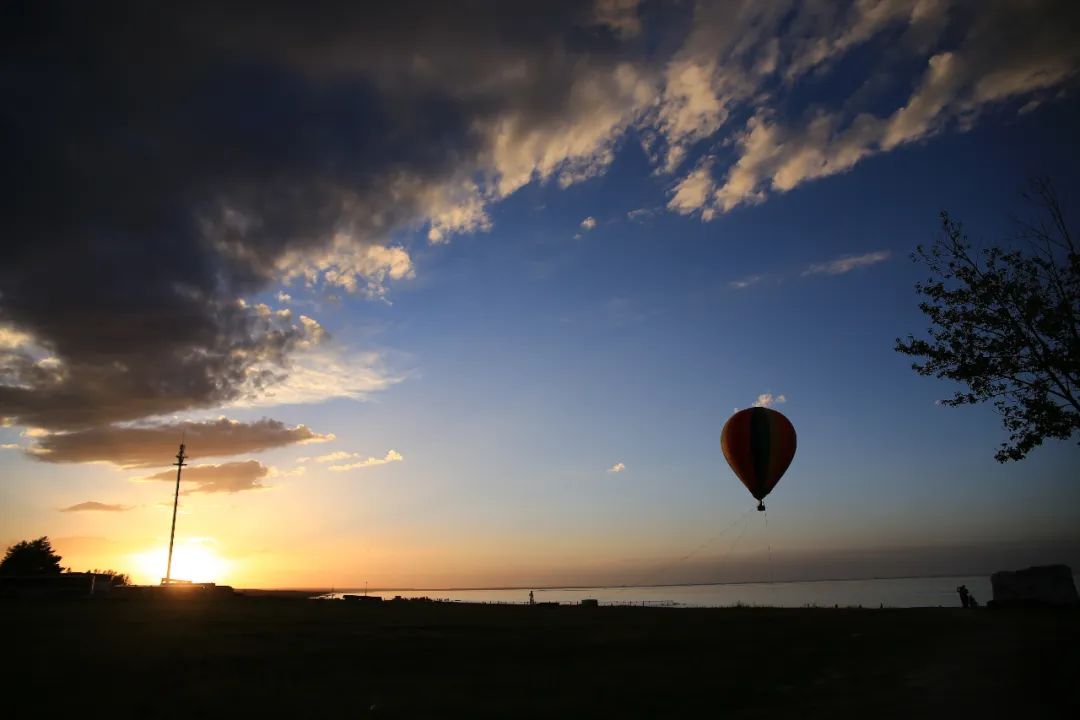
[278,233,414,301]
[580,216,598,231]
[328,449,404,472]
[803,251,891,276]
[656,58,727,172]
[231,344,405,409]
[668,160,717,218]
[276,291,292,303]
[729,274,763,290]
[424,181,493,243]
[607,462,626,473]
[661,1,1079,216]
[753,393,786,408]
[1,443,21,450]
[403,60,655,248]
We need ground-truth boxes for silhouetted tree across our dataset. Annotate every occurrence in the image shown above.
[0,536,63,575]
[90,569,131,586]
[896,179,1080,461]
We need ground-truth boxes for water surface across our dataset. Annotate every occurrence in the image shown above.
[326,575,996,608]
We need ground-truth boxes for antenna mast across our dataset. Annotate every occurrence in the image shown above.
[164,438,187,584]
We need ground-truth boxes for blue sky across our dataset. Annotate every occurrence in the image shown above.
[2,1,1078,587]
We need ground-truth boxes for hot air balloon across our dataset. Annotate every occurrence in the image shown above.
[721,407,796,511]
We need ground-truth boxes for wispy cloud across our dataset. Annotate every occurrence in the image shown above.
[607,462,626,473]
[753,393,786,408]
[802,250,891,276]
[729,274,763,290]
[626,207,659,223]
[298,450,356,464]
[59,501,133,513]
[580,216,597,231]
[328,449,404,472]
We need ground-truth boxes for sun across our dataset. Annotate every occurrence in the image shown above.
[131,539,231,585]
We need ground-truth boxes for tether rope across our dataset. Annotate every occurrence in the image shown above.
[620,507,756,590]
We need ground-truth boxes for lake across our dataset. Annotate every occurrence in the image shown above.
[325,574,1000,608]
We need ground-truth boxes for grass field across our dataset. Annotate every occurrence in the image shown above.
[4,597,1077,718]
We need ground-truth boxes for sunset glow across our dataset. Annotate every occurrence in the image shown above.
[1,0,1077,591]
[131,541,232,586]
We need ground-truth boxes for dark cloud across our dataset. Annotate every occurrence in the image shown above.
[0,0,652,431]
[29,417,331,468]
[142,460,271,494]
[59,501,133,512]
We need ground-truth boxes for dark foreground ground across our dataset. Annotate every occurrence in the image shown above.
[3,598,1077,718]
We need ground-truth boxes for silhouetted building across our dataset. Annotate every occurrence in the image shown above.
[991,565,1079,607]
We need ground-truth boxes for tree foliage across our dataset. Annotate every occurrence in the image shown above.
[89,569,131,586]
[0,536,64,576]
[896,179,1080,461]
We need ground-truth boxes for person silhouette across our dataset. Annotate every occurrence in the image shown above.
[956,584,970,608]
[529,590,534,606]
[968,594,979,609]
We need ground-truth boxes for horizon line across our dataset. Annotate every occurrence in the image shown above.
[239,570,1039,594]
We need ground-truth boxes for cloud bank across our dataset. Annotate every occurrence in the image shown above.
[28,418,331,468]
[2,0,1075,447]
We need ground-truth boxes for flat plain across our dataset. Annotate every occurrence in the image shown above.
[4,598,1076,718]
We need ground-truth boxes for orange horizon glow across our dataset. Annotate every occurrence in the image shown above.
[130,539,232,585]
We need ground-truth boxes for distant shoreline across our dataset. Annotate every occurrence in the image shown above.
[241,571,1010,595]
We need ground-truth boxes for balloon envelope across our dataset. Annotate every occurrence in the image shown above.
[721,407,796,506]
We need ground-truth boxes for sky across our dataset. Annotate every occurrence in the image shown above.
[2,0,1079,589]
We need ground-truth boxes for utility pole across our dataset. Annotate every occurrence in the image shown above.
[164,439,187,584]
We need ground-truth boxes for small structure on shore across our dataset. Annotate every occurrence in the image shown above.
[343,594,383,604]
[580,598,599,608]
[990,564,1079,607]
